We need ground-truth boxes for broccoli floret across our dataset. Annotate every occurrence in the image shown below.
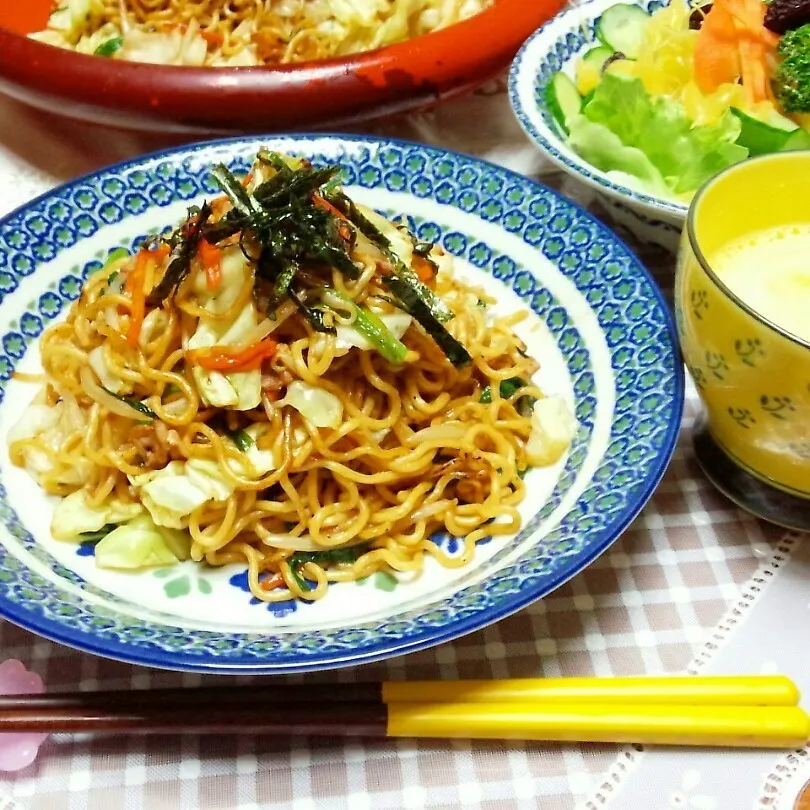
[776,24,810,112]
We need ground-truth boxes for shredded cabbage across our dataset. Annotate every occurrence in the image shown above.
[10,396,92,487]
[279,381,344,430]
[128,451,277,530]
[51,489,143,541]
[525,396,578,467]
[187,247,262,411]
[95,514,190,570]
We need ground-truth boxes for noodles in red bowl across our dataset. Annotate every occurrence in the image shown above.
[0,0,565,134]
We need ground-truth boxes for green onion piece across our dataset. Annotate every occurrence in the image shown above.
[288,545,369,593]
[229,430,254,452]
[325,290,409,365]
[273,263,297,300]
[104,248,129,269]
[256,149,287,169]
[326,193,453,322]
[476,299,487,308]
[94,37,123,57]
[321,174,343,196]
[479,377,535,416]
[289,566,312,593]
[103,386,157,422]
[79,525,117,543]
[382,276,471,368]
[499,377,528,400]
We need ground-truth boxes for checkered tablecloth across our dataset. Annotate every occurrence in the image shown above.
[0,81,793,810]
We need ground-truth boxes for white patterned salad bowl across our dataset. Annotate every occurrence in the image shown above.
[0,135,683,673]
[509,0,689,252]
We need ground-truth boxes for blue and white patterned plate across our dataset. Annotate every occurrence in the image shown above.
[508,0,689,251]
[0,135,683,673]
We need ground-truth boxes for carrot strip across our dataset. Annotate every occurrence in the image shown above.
[188,340,278,372]
[413,256,435,283]
[312,193,350,223]
[260,573,285,592]
[201,29,224,48]
[125,250,151,348]
[198,239,223,291]
[694,2,742,92]
[693,0,777,100]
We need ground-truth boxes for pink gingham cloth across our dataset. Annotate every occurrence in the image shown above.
[0,80,793,810]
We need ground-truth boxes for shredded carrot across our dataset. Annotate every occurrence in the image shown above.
[201,29,225,48]
[694,0,778,102]
[198,239,223,290]
[152,243,171,260]
[242,172,255,189]
[413,256,435,283]
[188,340,278,372]
[260,573,285,592]
[312,193,350,223]
[125,250,151,348]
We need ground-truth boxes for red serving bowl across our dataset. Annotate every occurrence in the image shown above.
[0,0,564,134]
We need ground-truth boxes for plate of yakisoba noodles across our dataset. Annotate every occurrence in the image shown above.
[0,135,682,672]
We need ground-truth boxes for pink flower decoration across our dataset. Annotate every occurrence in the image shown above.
[0,660,47,771]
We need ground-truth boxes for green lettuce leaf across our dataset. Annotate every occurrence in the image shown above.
[574,73,748,194]
[566,114,673,198]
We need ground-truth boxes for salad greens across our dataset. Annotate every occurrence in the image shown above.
[570,74,747,194]
[546,0,810,199]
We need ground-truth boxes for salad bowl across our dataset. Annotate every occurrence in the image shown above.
[0,134,682,674]
[509,0,688,251]
[510,0,810,252]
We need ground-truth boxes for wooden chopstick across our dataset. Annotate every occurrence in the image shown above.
[0,701,807,748]
[0,676,804,748]
[0,675,799,711]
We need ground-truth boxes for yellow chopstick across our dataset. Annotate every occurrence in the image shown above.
[382,675,801,706]
[386,702,810,748]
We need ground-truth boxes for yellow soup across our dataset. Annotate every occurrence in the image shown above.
[709,225,810,344]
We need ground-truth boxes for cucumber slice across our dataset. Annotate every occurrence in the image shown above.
[545,72,583,135]
[781,128,810,152]
[581,45,615,72]
[730,108,798,156]
[596,4,650,59]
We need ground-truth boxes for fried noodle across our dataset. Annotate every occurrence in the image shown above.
[31,0,494,67]
[9,151,573,603]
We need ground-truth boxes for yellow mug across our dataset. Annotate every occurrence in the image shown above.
[675,152,810,521]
